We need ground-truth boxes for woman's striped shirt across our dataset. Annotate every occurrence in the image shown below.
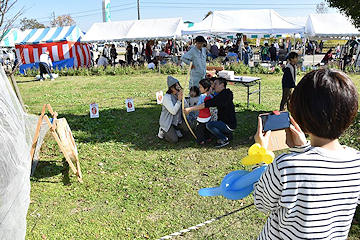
[253,146,360,240]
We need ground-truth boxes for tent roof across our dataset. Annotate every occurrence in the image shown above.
[183,9,305,35]
[284,17,307,28]
[0,28,27,47]
[305,14,360,37]
[81,20,134,42]
[17,26,84,45]
[82,17,184,42]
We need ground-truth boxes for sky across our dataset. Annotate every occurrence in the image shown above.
[10,0,339,31]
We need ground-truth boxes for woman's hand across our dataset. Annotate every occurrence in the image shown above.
[254,117,271,149]
[285,116,307,147]
[183,108,191,115]
[177,90,183,101]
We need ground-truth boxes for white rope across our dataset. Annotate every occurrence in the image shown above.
[158,203,254,240]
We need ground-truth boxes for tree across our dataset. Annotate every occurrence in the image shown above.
[316,2,328,14]
[203,11,213,20]
[326,0,360,28]
[19,18,46,30]
[0,0,23,41]
[50,15,75,27]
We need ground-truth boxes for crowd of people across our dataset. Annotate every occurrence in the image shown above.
[93,39,181,69]
[88,36,360,73]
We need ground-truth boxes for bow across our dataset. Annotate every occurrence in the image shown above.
[182,62,197,140]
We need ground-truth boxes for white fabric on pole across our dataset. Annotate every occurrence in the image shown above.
[182,9,305,35]
[305,13,360,38]
[82,17,184,42]
[0,66,36,239]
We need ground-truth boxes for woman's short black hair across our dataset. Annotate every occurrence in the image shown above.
[287,52,299,60]
[216,77,227,88]
[289,69,358,139]
[189,86,200,97]
[199,79,211,92]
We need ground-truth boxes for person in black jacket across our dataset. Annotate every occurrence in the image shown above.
[280,52,298,111]
[184,77,237,148]
[269,43,277,62]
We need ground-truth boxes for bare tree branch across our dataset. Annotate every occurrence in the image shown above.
[0,0,23,42]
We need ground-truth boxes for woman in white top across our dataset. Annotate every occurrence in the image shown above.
[254,69,360,240]
[158,76,185,143]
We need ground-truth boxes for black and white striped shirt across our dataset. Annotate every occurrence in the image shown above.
[253,146,360,240]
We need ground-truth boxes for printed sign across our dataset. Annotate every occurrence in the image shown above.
[156,91,163,104]
[90,103,99,118]
[125,98,135,112]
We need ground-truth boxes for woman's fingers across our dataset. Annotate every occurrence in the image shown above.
[289,124,299,134]
[289,116,302,132]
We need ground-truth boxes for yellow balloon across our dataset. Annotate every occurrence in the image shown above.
[241,154,262,166]
[248,143,261,155]
[242,144,275,166]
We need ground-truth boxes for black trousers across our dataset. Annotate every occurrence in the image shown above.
[280,88,293,111]
[39,62,53,79]
[195,121,211,143]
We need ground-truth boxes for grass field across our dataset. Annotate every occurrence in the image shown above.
[17,72,360,239]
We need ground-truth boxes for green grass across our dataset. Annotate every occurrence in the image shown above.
[17,72,360,239]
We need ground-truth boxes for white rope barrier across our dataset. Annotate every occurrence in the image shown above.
[158,203,254,240]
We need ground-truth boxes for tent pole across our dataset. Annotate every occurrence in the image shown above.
[8,72,26,112]
[313,40,315,66]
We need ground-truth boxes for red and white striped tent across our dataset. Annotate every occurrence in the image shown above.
[15,26,91,71]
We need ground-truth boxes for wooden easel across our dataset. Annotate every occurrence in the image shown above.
[30,104,83,183]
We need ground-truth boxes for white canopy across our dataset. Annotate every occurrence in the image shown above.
[305,13,360,38]
[183,9,305,35]
[82,17,184,42]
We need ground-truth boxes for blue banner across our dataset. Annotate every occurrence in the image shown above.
[19,58,75,74]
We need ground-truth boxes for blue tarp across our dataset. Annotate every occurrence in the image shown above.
[19,58,75,75]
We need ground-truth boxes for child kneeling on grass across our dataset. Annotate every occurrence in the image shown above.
[254,68,360,240]
[185,79,213,145]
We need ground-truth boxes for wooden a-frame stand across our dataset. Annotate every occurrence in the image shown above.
[30,104,83,183]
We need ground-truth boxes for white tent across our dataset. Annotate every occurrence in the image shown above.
[81,20,134,42]
[182,9,305,35]
[82,17,184,42]
[305,13,360,38]
[284,17,307,28]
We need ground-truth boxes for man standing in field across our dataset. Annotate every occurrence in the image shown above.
[39,50,54,81]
